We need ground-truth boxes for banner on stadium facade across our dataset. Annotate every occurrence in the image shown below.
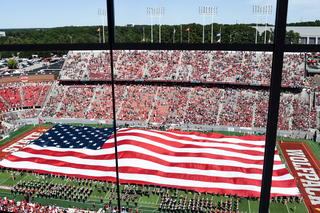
[20,77,29,83]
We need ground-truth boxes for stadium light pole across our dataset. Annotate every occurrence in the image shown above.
[264,5,272,44]
[210,6,218,44]
[147,7,164,43]
[253,5,262,44]
[98,8,107,43]
[147,7,154,43]
[199,6,217,44]
[158,7,165,43]
[254,5,273,44]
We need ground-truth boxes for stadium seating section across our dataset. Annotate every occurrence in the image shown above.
[0,50,318,132]
[60,50,306,87]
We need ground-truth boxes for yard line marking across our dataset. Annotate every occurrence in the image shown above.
[248,200,251,213]
[20,174,29,181]
[104,190,110,199]
[1,175,15,185]
[156,195,160,204]
[285,203,290,213]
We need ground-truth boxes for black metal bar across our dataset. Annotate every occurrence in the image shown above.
[106,0,121,212]
[284,44,320,53]
[1,42,319,53]
[259,0,288,212]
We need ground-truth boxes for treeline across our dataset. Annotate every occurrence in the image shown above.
[0,23,267,45]
[287,20,320,26]
[0,20,313,59]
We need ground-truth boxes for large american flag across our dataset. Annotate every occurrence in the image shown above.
[0,124,300,198]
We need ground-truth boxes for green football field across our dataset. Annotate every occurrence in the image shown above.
[0,171,308,213]
[0,124,313,212]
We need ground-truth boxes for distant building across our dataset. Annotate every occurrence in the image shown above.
[126,23,135,27]
[253,26,320,44]
[0,31,5,37]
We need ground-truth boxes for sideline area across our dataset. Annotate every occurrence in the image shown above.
[279,141,320,213]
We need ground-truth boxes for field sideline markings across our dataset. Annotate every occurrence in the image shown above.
[248,200,251,213]
[302,142,320,171]
[307,140,320,159]
[277,142,293,174]
[285,203,290,213]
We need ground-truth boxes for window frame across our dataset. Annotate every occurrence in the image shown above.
[0,0,319,212]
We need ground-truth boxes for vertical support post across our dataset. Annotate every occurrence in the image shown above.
[106,0,121,212]
[258,0,288,213]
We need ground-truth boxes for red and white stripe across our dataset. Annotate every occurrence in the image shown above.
[0,128,300,198]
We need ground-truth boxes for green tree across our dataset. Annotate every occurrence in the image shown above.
[286,30,301,44]
[7,59,18,69]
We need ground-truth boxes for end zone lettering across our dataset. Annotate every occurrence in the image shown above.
[287,149,320,205]
[2,132,41,153]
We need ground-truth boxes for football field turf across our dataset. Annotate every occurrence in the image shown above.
[0,124,312,212]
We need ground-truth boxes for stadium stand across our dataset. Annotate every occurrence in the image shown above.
[22,84,43,107]
[0,50,318,134]
[0,85,22,109]
[58,50,305,87]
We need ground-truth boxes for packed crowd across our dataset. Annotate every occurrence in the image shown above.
[59,50,306,87]
[55,87,95,118]
[35,83,317,131]
[0,84,22,109]
[20,109,40,119]
[218,88,255,127]
[145,50,180,80]
[0,82,52,114]
[292,99,317,131]
[0,50,316,133]
[118,85,156,121]
[22,85,43,107]
[41,83,67,117]
[0,196,63,213]
[149,86,189,124]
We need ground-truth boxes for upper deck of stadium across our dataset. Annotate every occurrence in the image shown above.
[58,50,306,88]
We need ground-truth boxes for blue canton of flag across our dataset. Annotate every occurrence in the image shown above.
[31,124,116,150]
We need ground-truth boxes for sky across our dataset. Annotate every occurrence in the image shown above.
[0,0,319,29]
